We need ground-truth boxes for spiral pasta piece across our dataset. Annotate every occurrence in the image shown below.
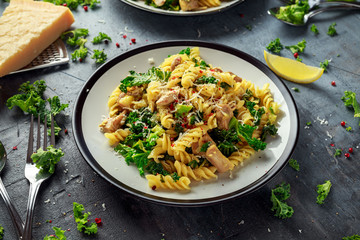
[146,174,191,191]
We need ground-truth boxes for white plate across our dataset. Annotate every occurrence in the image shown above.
[72,41,299,206]
[120,0,245,16]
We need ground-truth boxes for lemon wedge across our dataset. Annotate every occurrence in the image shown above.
[264,50,324,84]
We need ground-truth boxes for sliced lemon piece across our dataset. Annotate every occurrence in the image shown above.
[264,50,324,84]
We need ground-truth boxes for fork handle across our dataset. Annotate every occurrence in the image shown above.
[0,177,24,238]
[22,182,42,240]
[321,1,360,8]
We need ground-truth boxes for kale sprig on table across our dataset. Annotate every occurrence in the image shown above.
[6,80,68,136]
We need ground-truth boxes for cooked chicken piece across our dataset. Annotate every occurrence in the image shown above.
[156,90,179,106]
[229,72,242,82]
[170,56,182,71]
[192,133,216,155]
[205,145,234,173]
[215,104,234,130]
[101,110,128,133]
[213,68,223,73]
[153,0,166,6]
[179,0,199,11]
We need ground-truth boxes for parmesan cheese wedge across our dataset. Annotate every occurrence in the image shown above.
[0,0,75,77]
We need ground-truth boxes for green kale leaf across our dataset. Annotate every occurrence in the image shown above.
[73,202,98,235]
[228,117,267,151]
[288,158,300,171]
[61,29,89,47]
[6,81,68,136]
[311,24,319,34]
[320,59,330,71]
[285,39,307,54]
[260,124,278,141]
[92,32,112,44]
[275,0,310,25]
[200,141,211,152]
[341,91,360,126]
[43,227,67,240]
[327,22,337,36]
[342,234,360,240]
[175,104,193,118]
[0,225,4,240]
[266,38,283,54]
[316,180,332,204]
[91,49,107,64]
[119,67,171,93]
[31,146,64,174]
[270,182,294,219]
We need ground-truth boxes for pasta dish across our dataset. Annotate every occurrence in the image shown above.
[99,47,280,191]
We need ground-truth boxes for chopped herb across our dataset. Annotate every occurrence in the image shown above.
[92,32,112,44]
[346,126,352,132]
[194,76,218,85]
[292,87,299,92]
[341,91,360,126]
[119,67,171,93]
[73,202,98,235]
[43,227,67,240]
[288,158,300,171]
[91,49,107,64]
[334,148,342,157]
[286,39,307,54]
[170,172,180,182]
[296,56,302,62]
[220,82,231,90]
[306,121,311,126]
[342,234,360,240]
[316,180,332,204]
[310,24,319,34]
[200,141,211,152]
[179,47,191,56]
[174,122,185,134]
[266,38,283,54]
[275,0,310,25]
[320,59,330,71]
[188,160,199,169]
[327,22,337,36]
[245,24,252,31]
[270,182,294,219]
[194,59,209,69]
[31,146,64,174]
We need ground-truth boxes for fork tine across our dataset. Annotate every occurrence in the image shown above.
[36,116,41,150]
[26,115,34,163]
[50,115,55,146]
[43,115,47,150]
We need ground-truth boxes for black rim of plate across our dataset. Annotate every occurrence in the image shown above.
[120,0,245,16]
[72,40,299,207]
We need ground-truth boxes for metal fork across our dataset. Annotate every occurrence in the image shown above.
[278,0,360,9]
[22,114,55,240]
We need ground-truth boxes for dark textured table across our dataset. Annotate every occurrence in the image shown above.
[1,0,360,239]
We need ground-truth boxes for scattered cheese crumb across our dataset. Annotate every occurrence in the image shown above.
[44,199,51,204]
[97,19,106,24]
[148,58,155,65]
[268,228,271,232]
[238,220,245,225]
[326,131,333,139]
[124,26,134,32]
[299,229,302,233]
[316,116,328,125]
[102,203,106,211]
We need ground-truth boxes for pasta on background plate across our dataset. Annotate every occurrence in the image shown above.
[99,47,280,191]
